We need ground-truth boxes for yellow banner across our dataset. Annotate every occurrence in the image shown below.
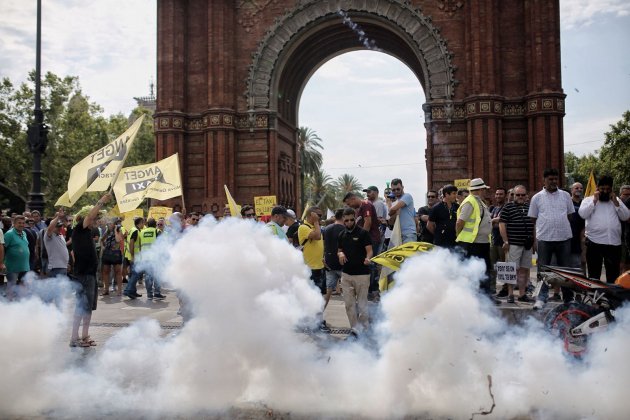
[113,153,182,213]
[254,195,277,216]
[55,115,144,207]
[372,241,434,272]
[584,170,597,197]
[224,185,241,217]
[121,209,144,231]
[148,206,173,221]
[454,179,470,190]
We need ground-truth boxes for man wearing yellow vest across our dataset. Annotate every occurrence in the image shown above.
[455,178,501,305]
[139,218,163,300]
[123,217,145,299]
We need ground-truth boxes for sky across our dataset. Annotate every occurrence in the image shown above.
[0,0,628,206]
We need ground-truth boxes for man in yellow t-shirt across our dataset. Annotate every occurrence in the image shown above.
[298,206,325,294]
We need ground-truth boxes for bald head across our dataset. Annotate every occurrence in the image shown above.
[571,182,583,200]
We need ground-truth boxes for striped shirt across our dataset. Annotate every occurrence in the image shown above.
[500,202,534,246]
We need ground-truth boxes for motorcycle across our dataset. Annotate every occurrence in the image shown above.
[537,265,630,356]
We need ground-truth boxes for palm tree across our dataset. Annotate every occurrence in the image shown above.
[333,173,363,202]
[304,168,338,214]
[297,126,324,208]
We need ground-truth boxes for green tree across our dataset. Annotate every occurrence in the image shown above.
[297,126,323,208]
[333,173,363,202]
[304,168,337,214]
[564,151,601,187]
[599,110,630,187]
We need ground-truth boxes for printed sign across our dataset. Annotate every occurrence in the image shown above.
[454,179,470,190]
[121,209,144,232]
[148,206,173,222]
[254,195,277,216]
[496,262,517,284]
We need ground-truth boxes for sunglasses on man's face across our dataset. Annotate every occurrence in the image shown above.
[191,218,199,222]
[514,194,526,197]
[427,195,437,198]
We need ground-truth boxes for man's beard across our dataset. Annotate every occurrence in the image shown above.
[599,192,610,202]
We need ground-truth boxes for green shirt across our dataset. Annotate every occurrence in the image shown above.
[4,228,30,273]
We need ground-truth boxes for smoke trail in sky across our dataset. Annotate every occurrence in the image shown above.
[0,218,629,418]
[338,10,381,51]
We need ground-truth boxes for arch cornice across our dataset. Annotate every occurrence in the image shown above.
[246,0,457,111]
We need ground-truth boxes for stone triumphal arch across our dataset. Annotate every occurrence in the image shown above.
[155,0,565,214]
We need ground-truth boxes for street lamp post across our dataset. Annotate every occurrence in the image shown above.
[27,0,48,213]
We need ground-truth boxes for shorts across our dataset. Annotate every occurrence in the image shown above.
[73,274,97,314]
[102,250,123,266]
[507,245,533,269]
[326,269,342,290]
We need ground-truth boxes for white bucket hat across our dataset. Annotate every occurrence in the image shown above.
[469,178,490,191]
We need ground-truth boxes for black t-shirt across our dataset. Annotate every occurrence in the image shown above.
[489,205,504,246]
[429,202,459,248]
[569,199,585,253]
[72,223,98,275]
[357,201,381,244]
[286,221,301,248]
[323,223,345,270]
[417,205,434,243]
[338,226,372,275]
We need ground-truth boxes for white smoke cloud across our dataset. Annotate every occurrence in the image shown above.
[1,220,629,418]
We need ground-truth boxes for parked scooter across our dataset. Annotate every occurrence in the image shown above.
[537,265,630,356]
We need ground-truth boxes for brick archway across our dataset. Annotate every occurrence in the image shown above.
[156,0,565,215]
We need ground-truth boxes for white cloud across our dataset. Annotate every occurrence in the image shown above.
[561,0,630,29]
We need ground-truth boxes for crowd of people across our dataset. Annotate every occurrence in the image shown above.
[2,171,629,343]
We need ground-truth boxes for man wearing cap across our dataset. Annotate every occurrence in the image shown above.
[388,178,416,244]
[44,209,70,278]
[528,168,575,309]
[455,178,499,304]
[578,175,630,283]
[284,209,301,247]
[266,206,288,239]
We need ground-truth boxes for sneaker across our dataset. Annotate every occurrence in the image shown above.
[123,292,136,300]
[496,287,509,298]
[132,292,142,298]
[492,297,502,305]
[319,321,331,333]
[147,296,153,300]
[533,300,545,310]
[517,295,532,303]
[507,295,515,304]
[153,293,166,299]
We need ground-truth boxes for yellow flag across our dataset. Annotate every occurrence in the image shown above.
[55,115,144,206]
[584,170,597,197]
[372,241,434,272]
[113,153,182,213]
[378,215,402,292]
[224,185,241,217]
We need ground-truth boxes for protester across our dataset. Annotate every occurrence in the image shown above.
[363,186,388,237]
[568,182,586,270]
[31,209,46,232]
[123,217,146,299]
[140,218,164,299]
[337,207,373,338]
[620,185,630,273]
[1,215,30,300]
[457,189,469,205]
[322,209,345,325]
[490,188,507,297]
[284,209,301,247]
[578,175,630,282]
[44,209,70,279]
[499,185,535,303]
[99,218,124,296]
[528,168,575,309]
[455,178,500,304]
[387,178,416,244]
[266,206,288,239]
[428,184,459,249]
[240,205,256,220]
[417,191,438,243]
[70,193,111,347]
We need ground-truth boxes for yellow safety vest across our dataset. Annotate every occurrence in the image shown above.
[140,227,158,250]
[456,194,481,243]
[127,227,141,260]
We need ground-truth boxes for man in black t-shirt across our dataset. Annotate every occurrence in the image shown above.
[284,209,301,248]
[417,191,438,243]
[69,193,111,348]
[337,208,373,336]
[428,184,459,248]
[322,209,344,313]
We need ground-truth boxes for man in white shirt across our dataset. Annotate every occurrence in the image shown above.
[578,175,630,282]
[528,168,575,309]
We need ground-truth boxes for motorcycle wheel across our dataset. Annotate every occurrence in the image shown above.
[544,302,598,357]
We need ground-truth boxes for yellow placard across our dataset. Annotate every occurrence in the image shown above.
[254,195,277,216]
[148,206,173,222]
[454,179,470,190]
[121,209,144,231]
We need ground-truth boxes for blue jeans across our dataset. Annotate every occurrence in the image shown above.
[369,240,382,293]
[145,273,161,297]
[537,239,571,302]
[48,267,68,278]
[124,264,142,295]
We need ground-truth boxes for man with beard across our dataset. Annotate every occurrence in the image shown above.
[387,178,416,244]
[579,175,630,282]
[620,185,630,273]
[337,207,373,337]
[417,191,438,243]
[428,185,459,249]
[529,168,575,309]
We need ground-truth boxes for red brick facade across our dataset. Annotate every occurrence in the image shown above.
[155,0,565,215]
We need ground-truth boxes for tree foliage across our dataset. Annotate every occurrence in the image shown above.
[565,110,630,189]
[0,72,154,214]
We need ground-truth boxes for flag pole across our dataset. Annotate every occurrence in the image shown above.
[178,153,186,213]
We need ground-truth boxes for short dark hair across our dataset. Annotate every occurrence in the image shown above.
[343,192,359,202]
[457,188,468,196]
[543,168,559,178]
[134,217,144,227]
[427,190,437,197]
[442,184,458,195]
[304,206,320,217]
[147,218,157,228]
[343,208,356,217]
[597,175,614,187]
[334,208,344,220]
[391,178,403,186]
[240,204,254,216]
[495,187,507,194]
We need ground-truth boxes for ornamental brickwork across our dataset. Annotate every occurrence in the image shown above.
[156,0,565,215]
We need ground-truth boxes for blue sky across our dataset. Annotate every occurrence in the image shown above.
[1,0,628,204]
